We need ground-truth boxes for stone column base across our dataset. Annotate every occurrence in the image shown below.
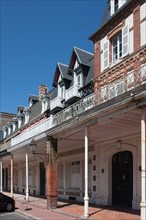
[140,202,146,220]
[47,195,57,209]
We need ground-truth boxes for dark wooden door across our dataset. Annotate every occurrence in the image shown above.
[112,151,133,207]
[40,162,46,196]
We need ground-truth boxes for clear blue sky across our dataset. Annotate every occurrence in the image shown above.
[1,0,107,114]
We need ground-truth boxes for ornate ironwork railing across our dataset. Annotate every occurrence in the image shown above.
[94,64,146,104]
[52,93,94,125]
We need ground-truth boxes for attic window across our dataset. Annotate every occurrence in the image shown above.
[114,0,118,12]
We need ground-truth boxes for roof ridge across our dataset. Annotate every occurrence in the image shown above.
[74,46,93,55]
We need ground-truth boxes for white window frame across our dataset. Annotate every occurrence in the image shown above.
[59,85,65,99]
[74,72,83,88]
[112,33,122,64]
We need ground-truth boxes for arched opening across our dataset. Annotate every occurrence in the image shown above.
[112,151,133,207]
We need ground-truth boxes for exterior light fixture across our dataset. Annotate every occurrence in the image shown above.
[29,139,37,154]
[29,139,48,156]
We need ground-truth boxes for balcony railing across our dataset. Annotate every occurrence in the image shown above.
[11,117,52,146]
[50,96,64,111]
[94,65,146,104]
[52,93,94,126]
[11,65,146,147]
[65,85,81,101]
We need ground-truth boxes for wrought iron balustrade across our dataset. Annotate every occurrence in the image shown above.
[52,93,94,125]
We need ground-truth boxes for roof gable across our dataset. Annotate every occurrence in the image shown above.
[52,63,71,87]
[68,47,93,74]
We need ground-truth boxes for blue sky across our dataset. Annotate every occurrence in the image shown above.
[1,0,107,114]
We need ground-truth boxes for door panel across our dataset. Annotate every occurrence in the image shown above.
[112,151,133,207]
[40,162,46,196]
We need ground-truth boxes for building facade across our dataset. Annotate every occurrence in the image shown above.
[0,0,146,219]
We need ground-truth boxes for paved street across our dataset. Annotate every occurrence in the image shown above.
[0,212,33,220]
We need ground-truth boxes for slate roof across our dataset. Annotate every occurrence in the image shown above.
[72,47,93,67]
[52,63,72,87]
[89,0,132,40]
[28,95,39,102]
[84,57,94,86]
[50,88,58,101]
[28,101,42,121]
[58,63,72,81]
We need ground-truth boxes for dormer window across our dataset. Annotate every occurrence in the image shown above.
[12,117,18,132]
[39,93,49,113]
[74,72,83,88]
[23,107,30,124]
[58,84,65,99]
[110,0,127,16]
[114,0,118,12]
[77,74,82,87]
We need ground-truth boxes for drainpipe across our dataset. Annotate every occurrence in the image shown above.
[84,126,89,218]
[10,154,13,198]
[0,157,2,193]
[141,108,146,220]
[26,151,29,202]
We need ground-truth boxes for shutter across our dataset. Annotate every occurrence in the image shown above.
[103,40,109,70]
[122,24,129,57]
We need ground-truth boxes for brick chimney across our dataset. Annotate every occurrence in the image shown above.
[39,84,48,95]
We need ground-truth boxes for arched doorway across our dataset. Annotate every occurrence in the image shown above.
[112,151,133,207]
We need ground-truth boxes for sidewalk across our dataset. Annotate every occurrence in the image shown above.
[4,192,140,220]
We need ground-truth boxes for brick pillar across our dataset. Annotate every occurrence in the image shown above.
[46,137,58,209]
[133,5,140,51]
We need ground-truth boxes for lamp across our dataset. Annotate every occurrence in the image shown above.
[29,139,48,156]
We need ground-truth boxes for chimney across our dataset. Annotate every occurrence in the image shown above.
[39,84,48,95]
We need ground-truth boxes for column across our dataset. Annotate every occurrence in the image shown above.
[26,151,29,202]
[46,137,58,209]
[0,157,2,193]
[141,108,146,220]
[84,126,89,218]
[10,154,13,198]
[63,162,66,195]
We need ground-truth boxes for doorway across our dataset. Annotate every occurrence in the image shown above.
[112,151,133,207]
[40,162,46,196]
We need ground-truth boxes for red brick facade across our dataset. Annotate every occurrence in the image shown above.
[91,0,146,92]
